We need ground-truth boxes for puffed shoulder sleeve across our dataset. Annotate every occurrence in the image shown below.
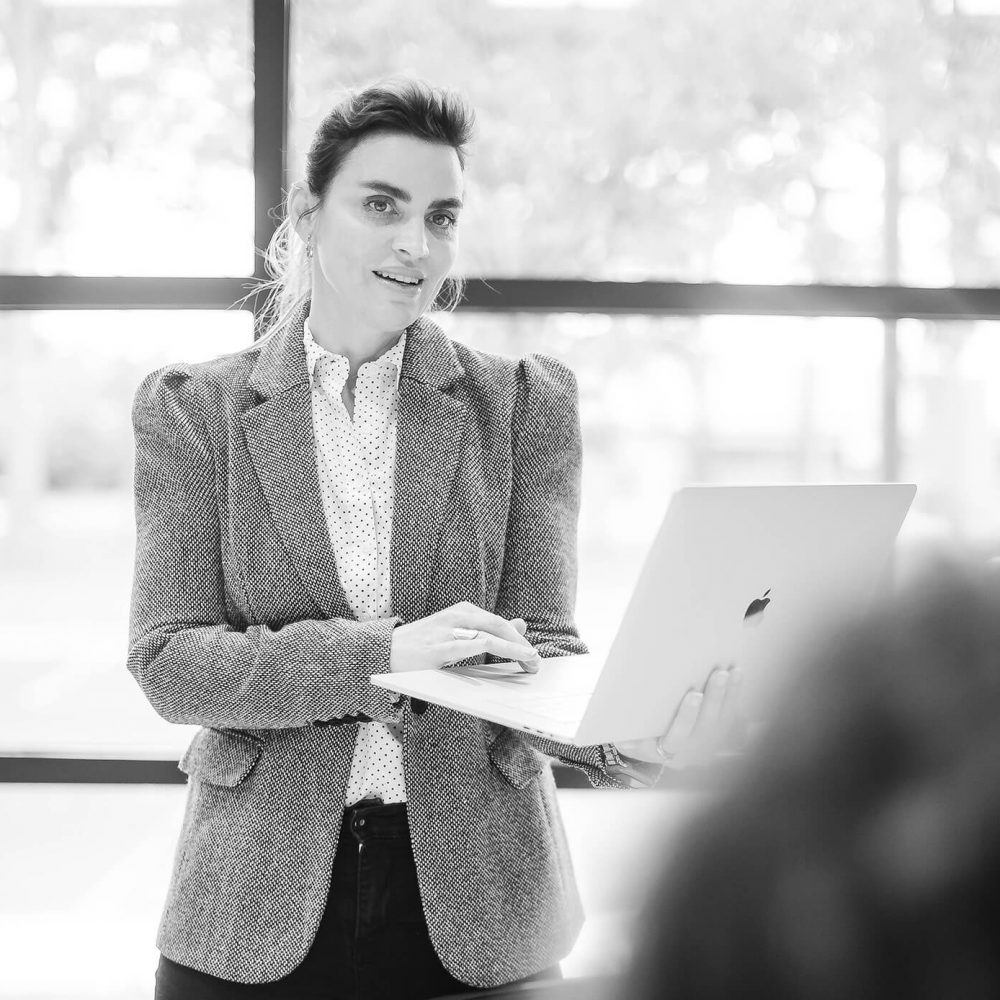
[128,366,402,730]
[490,355,633,789]
[494,353,587,657]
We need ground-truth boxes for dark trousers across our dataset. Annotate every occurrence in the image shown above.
[154,798,562,1000]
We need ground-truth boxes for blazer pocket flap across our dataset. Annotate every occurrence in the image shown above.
[178,728,262,788]
[486,724,544,789]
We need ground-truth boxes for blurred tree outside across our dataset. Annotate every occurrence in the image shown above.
[0,9,998,993]
[0,0,251,539]
[291,0,1000,286]
[2,0,998,502]
[288,0,1000,565]
[0,0,252,275]
[1,0,1000,755]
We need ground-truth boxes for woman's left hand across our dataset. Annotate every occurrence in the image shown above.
[615,665,744,769]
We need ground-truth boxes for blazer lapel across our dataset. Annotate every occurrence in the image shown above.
[241,303,353,620]
[240,305,468,625]
[391,317,469,623]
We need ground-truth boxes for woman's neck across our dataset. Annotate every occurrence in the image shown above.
[307,302,404,389]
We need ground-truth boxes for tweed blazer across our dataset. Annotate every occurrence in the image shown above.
[127,304,630,988]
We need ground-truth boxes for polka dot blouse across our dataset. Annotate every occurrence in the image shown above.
[303,317,408,806]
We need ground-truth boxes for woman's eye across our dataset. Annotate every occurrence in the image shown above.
[365,197,395,215]
[430,213,457,230]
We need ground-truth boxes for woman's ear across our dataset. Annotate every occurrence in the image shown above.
[288,181,317,243]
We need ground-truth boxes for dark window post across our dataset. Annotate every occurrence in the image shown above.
[251,0,291,328]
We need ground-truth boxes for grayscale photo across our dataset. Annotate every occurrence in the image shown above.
[2,1,1000,998]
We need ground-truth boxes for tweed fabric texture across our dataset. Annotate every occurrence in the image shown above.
[128,302,632,988]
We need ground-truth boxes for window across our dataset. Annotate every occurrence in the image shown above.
[291,0,1000,285]
[0,310,251,755]
[1,0,997,759]
[441,310,886,644]
[899,319,1000,546]
[0,0,253,276]
[4,1,1000,994]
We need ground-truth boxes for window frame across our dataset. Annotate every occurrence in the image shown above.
[2,0,998,788]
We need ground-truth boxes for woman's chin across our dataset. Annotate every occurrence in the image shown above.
[377,300,424,330]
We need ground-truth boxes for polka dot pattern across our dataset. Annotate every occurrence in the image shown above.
[303,318,408,806]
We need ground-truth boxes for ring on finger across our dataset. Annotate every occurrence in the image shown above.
[453,627,479,640]
[655,736,675,762]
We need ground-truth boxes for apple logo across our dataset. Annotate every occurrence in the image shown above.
[743,589,771,626]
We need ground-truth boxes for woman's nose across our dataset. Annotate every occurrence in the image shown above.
[393,219,429,260]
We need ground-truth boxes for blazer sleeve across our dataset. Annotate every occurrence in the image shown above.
[491,354,636,789]
[127,365,403,730]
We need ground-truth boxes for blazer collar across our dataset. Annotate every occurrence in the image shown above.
[400,314,465,391]
[242,300,470,623]
[247,299,464,399]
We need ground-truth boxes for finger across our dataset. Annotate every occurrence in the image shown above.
[510,619,534,669]
[693,666,730,736]
[659,690,703,756]
[443,623,539,663]
[439,633,539,668]
[452,604,531,648]
[688,668,735,767]
[717,666,743,743]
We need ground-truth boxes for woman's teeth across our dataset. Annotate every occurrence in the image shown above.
[374,270,422,286]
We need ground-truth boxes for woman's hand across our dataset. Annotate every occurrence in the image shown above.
[390,602,541,674]
[616,665,744,769]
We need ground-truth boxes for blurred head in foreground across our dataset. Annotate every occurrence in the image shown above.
[625,563,1000,1000]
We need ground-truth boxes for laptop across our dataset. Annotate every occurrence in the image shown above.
[371,484,916,745]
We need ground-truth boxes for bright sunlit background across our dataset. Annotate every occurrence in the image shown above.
[2,0,1000,996]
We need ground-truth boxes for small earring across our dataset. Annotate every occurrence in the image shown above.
[305,233,314,261]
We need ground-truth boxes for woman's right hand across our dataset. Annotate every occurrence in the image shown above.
[389,602,542,674]
[616,665,746,769]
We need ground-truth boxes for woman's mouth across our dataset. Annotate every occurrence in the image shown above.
[373,269,424,289]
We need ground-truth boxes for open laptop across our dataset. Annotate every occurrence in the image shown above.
[371,484,916,746]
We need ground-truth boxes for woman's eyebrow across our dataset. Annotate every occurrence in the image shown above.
[429,196,464,211]
[361,180,463,211]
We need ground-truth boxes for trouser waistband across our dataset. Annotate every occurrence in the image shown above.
[343,797,408,842]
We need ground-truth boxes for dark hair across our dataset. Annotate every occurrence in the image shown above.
[251,77,476,339]
[622,562,1000,1000]
[305,77,474,195]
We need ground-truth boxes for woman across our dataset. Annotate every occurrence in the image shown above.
[129,78,733,1000]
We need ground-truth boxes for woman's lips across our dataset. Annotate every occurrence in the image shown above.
[373,269,424,288]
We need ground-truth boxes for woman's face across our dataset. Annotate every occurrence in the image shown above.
[302,132,464,335]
